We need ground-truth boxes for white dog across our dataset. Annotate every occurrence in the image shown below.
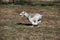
[20,11,42,26]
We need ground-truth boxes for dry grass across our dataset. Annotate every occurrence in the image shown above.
[0,5,60,40]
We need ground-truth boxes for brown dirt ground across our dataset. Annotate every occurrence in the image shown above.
[0,5,60,40]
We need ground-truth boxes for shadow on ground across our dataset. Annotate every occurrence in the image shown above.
[16,23,33,26]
